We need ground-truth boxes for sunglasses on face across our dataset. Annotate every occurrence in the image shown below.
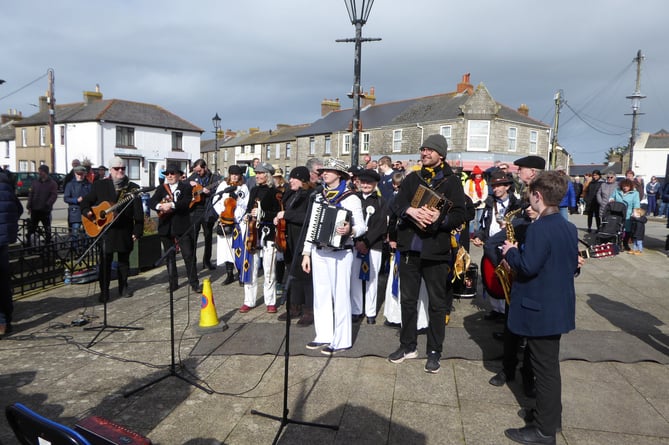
[112,166,126,171]
[165,171,178,175]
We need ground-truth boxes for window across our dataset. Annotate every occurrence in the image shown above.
[325,136,331,155]
[127,158,141,180]
[224,148,228,162]
[361,132,370,154]
[309,137,315,155]
[3,142,8,158]
[116,126,135,147]
[21,128,27,147]
[171,132,183,150]
[286,142,291,159]
[529,131,538,154]
[507,127,517,152]
[342,134,351,154]
[440,126,452,147]
[275,143,281,159]
[467,120,490,151]
[39,127,46,146]
[392,129,402,152]
[19,160,28,171]
[265,144,271,160]
[60,125,65,145]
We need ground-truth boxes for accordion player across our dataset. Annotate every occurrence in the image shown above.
[305,199,352,249]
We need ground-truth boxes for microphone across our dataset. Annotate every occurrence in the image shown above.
[311,185,324,201]
[129,186,156,194]
[215,185,237,197]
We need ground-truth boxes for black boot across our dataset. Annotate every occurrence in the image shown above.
[222,262,235,285]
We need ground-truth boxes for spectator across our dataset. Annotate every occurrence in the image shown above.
[660,179,669,218]
[626,169,645,202]
[557,168,576,220]
[645,176,661,216]
[26,165,58,246]
[597,173,618,221]
[377,156,396,202]
[63,166,91,252]
[628,208,647,255]
[611,178,640,251]
[0,167,23,337]
[464,165,488,238]
[63,159,81,188]
[95,165,108,182]
[583,170,603,232]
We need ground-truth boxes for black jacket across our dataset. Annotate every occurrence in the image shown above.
[474,193,522,243]
[149,182,193,237]
[389,166,466,261]
[246,184,281,243]
[0,169,23,246]
[356,192,389,252]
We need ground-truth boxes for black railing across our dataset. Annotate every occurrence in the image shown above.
[10,220,99,296]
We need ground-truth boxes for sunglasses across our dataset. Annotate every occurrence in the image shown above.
[112,166,126,171]
[165,171,178,175]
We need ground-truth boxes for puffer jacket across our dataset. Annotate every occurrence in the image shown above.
[0,169,24,245]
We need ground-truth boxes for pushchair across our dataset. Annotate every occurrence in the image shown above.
[596,201,627,248]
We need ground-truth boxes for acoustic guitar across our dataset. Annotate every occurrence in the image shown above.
[190,178,225,208]
[82,191,139,237]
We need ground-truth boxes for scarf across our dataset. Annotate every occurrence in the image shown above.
[420,162,444,185]
[469,177,484,199]
[323,180,348,205]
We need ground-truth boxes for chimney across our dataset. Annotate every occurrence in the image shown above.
[249,127,260,135]
[39,95,49,113]
[321,98,341,116]
[1,109,22,125]
[224,129,237,139]
[361,86,376,108]
[83,84,103,104]
[456,73,473,94]
[517,104,529,116]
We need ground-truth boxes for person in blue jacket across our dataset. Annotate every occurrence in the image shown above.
[501,170,579,445]
[557,167,576,220]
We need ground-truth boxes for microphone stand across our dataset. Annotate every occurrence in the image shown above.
[78,196,143,348]
[124,189,220,397]
[251,188,338,443]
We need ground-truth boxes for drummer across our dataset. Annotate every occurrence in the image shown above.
[472,170,522,320]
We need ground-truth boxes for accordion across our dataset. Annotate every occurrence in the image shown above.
[411,184,446,211]
[306,202,352,249]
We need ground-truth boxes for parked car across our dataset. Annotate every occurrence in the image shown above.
[50,173,66,192]
[14,172,38,197]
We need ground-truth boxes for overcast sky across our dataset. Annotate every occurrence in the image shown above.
[2,0,668,165]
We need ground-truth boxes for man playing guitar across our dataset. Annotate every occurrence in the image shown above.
[80,157,144,302]
[187,159,221,270]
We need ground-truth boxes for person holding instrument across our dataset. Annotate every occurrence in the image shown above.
[81,157,144,302]
[187,159,221,270]
[240,162,281,313]
[213,165,249,285]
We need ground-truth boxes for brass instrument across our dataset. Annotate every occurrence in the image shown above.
[494,208,522,304]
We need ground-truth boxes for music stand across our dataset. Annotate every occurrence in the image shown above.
[76,197,143,348]
[124,229,213,397]
[251,190,338,443]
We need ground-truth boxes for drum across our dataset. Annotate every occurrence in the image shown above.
[453,263,478,298]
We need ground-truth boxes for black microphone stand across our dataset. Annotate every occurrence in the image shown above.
[124,188,221,397]
[76,196,143,348]
[251,189,338,443]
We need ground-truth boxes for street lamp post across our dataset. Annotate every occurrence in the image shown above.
[337,0,381,168]
[212,113,221,174]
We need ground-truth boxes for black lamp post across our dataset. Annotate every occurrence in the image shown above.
[337,0,380,168]
[212,113,221,174]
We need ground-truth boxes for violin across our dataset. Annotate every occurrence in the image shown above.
[219,180,239,226]
[275,192,287,253]
[245,198,260,253]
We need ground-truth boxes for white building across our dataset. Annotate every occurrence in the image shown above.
[631,129,669,180]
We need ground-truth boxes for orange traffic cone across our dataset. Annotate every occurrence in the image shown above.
[195,278,228,334]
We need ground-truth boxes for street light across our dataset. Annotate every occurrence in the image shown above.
[212,112,221,174]
[337,0,381,168]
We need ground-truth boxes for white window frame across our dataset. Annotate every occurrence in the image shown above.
[171,131,183,150]
[361,132,370,154]
[275,143,281,159]
[440,125,452,148]
[127,158,141,180]
[21,128,27,147]
[392,129,402,152]
[529,131,538,154]
[467,120,490,152]
[265,144,271,160]
[285,142,291,159]
[507,127,517,152]
[309,136,315,155]
[39,127,46,146]
[325,135,331,155]
[342,134,351,155]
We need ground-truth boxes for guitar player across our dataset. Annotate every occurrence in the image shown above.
[81,157,144,303]
[187,159,221,270]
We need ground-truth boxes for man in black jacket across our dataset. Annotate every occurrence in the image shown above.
[149,164,200,294]
[187,159,220,270]
[81,157,144,302]
[387,134,466,373]
[0,168,23,336]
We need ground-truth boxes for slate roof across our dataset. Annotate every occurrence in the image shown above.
[14,99,203,133]
[296,89,548,137]
[0,124,15,142]
[645,129,669,148]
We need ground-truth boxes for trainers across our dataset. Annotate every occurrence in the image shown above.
[388,347,418,364]
[424,351,441,373]
[321,346,351,356]
[266,305,277,313]
[239,304,252,313]
[306,341,329,350]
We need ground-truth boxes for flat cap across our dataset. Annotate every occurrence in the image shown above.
[514,155,545,170]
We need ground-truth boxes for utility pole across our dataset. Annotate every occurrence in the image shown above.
[47,68,56,168]
[550,90,563,170]
[626,50,645,172]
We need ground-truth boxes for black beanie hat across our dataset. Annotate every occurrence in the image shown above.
[228,165,243,176]
[420,134,448,158]
[289,166,310,183]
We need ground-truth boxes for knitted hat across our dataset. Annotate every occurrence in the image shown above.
[472,165,483,175]
[289,166,310,183]
[228,165,243,176]
[420,134,448,158]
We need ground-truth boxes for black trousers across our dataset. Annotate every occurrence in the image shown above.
[399,254,452,354]
[27,210,52,244]
[0,245,13,324]
[587,203,601,230]
[190,208,215,265]
[99,251,130,295]
[527,335,562,436]
[161,233,198,289]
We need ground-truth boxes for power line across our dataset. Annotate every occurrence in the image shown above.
[563,101,628,136]
[0,71,49,101]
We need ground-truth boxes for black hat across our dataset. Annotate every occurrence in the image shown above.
[97,165,108,171]
[489,170,513,186]
[289,166,310,183]
[514,155,545,170]
[228,165,243,176]
[357,169,381,183]
[420,134,448,158]
[165,164,183,175]
[347,165,365,176]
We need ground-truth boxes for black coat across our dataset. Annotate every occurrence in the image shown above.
[474,193,522,243]
[81,177,144,252]
[281,187,312,280]
[149,182,193,237]
[356,192,388,251]
[246,183,281,242]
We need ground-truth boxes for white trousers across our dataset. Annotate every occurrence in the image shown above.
[383,263,429,329]
[350,248,382,317]
[311,248,353,349]
[243,241,276,307]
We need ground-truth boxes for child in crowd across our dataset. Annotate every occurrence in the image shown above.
[628,208,647,255]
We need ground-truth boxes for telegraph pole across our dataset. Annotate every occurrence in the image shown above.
[47,68,56,168]
[626,50,645,172]
[550,90,563,170]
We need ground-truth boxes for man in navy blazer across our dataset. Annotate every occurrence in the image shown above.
[501,170,579,445]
